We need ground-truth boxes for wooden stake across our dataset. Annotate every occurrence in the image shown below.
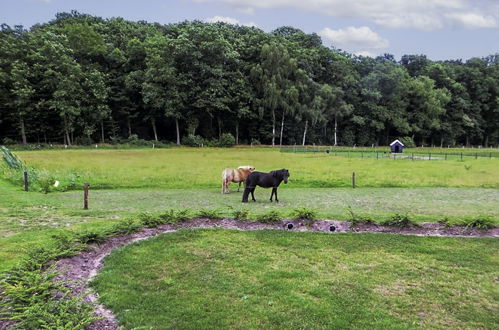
[23,171,28,192]
[352,172,356,189]
[83,183,89,210]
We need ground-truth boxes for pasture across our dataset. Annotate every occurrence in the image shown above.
[0,146,498,328]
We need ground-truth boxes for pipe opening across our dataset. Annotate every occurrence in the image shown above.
[286,223,294,230]
[329,225,336,232]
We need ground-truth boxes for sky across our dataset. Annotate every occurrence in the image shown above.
[1,0,498,61]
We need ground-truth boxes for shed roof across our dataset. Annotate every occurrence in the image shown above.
[390,139,404,146]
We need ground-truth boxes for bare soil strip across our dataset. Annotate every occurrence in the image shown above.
[14,219,499,329]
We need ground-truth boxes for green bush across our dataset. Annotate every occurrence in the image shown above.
[464,216,495,229]
[157,209,191,224]
[182,135,205,147]
[75,230,108,244]
[218,133,235,147]
[256,210,281,223]
[347,206,376,227]
[291,207,317,220]
[197,209,222,219]
[138,212,163,228]
[232,208,250,221]
[110,218,142,235]
[399,136,416,148]
[382,214,418,228]
[250,138,261,146]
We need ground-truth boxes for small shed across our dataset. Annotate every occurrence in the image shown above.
[390,139,404,153]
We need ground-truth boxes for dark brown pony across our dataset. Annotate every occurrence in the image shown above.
[242,169,290,203]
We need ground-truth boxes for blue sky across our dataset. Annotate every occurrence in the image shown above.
[1,0,498,61]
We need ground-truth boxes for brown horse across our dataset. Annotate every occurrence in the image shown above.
[222,165,255,194]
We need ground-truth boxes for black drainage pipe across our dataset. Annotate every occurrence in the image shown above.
[329,225,336,232]
[286,223,294,230]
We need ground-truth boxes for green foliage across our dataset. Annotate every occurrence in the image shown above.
[0,146,23,169]
[182,135,205,147]
[347,206,376,227]
[256,210,282,223]
[110,218,142,235]
[382,214,419,228]
[138,212,163,228]
[218,133,235,147]
[464,216,495,230]
[75,230,108,244]
[0,238,98,328]
[291,207,317,220]
[232,208,250,221]
[398,136,416,148]
[197,209,222,219]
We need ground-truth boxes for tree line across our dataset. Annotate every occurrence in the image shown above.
[1,11,498,147]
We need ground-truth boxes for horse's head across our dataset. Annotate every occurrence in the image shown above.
[273,169,290,184]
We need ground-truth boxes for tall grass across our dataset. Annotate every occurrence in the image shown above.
[9,148,499,190]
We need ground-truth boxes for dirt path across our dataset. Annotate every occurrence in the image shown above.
[48,219,499,329]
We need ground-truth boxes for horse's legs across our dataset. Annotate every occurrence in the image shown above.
[242,187,249,202]
[237,181,241,192]
[274,188,279,203]
[251,188,256,202]
[270,188,275,202]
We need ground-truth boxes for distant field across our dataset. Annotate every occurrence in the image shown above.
[8,147,499,190]
[92,229,499,329]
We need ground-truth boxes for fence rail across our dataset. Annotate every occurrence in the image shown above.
[280,146,499,160]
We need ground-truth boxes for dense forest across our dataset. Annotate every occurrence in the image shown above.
[1,11,498,147]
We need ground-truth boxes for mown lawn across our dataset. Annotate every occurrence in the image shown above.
[10,147,499,189]
[92,229,499,329]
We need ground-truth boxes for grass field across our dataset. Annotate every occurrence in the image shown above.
[92,229,499,329]
[1,147,498,273]
[8,147,499,189]
[1,147,498,329]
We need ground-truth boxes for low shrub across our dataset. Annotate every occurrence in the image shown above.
[157,209,191,224]
[182,135,205,147]
[197,209,222,219]
[110,218,141,235]
[75,230,108,244]
[232,208,250,221]
[347,206,376,227]
[291,207,317,220]
[218,133,235,147]
[464,216,495,230]
[138,212,163,228]
[381,213,419,228]
[0,238,98,328]
[256,210,281,223]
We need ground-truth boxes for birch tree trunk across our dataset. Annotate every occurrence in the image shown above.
[151,118,158,141]
[235,121,239,145]
[279,110,285,147]
[302,120,308,146]
[334,115,338,146]
[271,110,276,147]
[101,120,105,143]
[127,117,132,137]
[20,116,27,145]
[175,118,180,145]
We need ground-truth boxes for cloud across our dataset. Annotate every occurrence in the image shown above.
[445,12,497,28]
[319,26,389,56]
[194,0,499,30]
[204,16,257,27]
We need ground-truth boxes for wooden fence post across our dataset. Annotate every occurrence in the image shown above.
[83,183,89,210]
[23,171,28,192]
[352,172,356,189]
